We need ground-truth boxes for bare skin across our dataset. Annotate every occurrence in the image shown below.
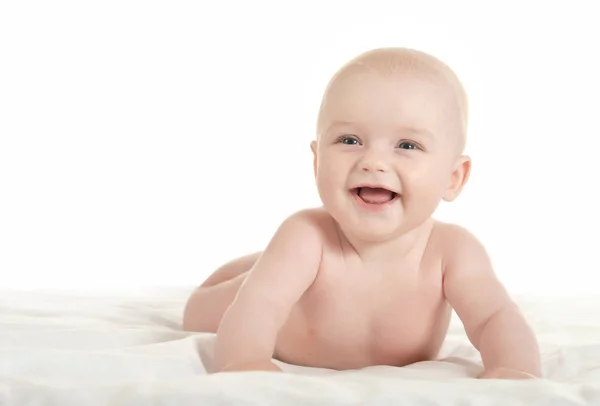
[184,210,540,378]
[183,48,541,379]
[185,210,451,371]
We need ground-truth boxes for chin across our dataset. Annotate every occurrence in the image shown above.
[341,214,406,242]
[323,199,403,236]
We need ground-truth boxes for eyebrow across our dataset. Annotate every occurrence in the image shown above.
[324,121,359,134]
[400,126,435,139]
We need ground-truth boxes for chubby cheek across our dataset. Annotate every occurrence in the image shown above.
[316,153,348,183]
[401,169,447,203]
[315,160,348,202]
[316,167,342,195]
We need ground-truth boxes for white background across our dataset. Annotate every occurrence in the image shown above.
[1,1,598,295]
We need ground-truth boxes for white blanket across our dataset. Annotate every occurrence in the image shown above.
[1,287,599,405]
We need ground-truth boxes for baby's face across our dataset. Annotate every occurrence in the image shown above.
[312,69,468,241]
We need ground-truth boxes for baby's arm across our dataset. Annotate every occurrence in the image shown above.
[213,211,322,373]
[442,226,542,379]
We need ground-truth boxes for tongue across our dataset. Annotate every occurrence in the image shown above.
[358,188,394,204]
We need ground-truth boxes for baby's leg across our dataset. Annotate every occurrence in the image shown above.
[182,252,262,332]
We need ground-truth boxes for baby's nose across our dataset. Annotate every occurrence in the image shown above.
[360,156,388,173]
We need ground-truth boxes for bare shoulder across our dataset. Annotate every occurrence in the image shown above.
[432,221,482,242]
[279,207,331,235]
[267,207,330,254]
[431,220,490,272]
[238,208,329,300]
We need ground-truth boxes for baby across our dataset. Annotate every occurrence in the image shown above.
[183,47,542,379]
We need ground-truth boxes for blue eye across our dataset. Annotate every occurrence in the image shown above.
[339,136,360,145]
[398,141,418,150]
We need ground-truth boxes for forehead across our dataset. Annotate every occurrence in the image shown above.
[321,70,455,138]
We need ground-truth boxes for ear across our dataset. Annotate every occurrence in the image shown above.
[442,155,471,202]
[310,140,318,177]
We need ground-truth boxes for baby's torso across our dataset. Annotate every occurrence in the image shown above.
[274,216,452,370]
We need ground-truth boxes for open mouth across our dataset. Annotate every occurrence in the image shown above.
[351,187,399,205]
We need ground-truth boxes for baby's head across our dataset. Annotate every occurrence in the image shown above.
[311,47,471,241]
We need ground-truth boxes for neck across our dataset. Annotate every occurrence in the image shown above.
[336,218,435,264]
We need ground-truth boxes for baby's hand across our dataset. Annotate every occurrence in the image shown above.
[220,360,283,373]
[478,367,538,380]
